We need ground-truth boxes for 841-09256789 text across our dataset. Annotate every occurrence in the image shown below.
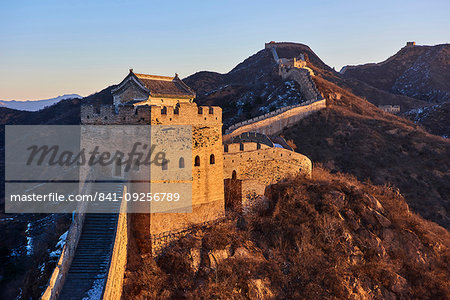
[9,192,181,202]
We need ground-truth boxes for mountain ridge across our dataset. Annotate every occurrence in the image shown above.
[340,43,450,103]
[0,94,82,111]
[0,41,449,299]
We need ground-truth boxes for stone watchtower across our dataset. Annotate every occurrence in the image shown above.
[81,70,224,254]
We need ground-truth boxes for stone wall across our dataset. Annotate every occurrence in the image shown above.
[223,142,311,212]
[225,99,326,137]
[226,102,309,134]
[148,123,225,237]
[102,188,128,300]
[150,217,225,256]
[40,177,93,300]
[281,68,321,101]
[223,143,312,185]
[240,179,267,212]
[378,105,401,113]
[84,101,226,254]
[81,102,222,126]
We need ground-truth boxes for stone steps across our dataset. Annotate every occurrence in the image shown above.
[58,181,123,300]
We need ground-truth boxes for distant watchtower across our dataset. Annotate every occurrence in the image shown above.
[406,41,416,47]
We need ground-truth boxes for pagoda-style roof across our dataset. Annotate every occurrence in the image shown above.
[134,73,195,99]
[111,70,195,100]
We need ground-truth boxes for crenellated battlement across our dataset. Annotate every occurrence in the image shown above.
[152,103,222,126]
[81,104,150,124]
[81,102,222,125]
[223,142,312,185]
[224,141,272,153]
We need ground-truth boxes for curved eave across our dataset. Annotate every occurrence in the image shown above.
[111,73,150,95]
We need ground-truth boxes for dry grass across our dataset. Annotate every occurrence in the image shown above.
[283,77,450,229]
[123,167,450,299]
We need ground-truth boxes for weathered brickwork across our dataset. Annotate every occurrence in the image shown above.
[81,100,224,253]
[223,141,312,211]
[224,142,312,184]
[79,69,318,259]
[81,102,221,126]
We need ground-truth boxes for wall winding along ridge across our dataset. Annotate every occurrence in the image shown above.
[226,99,326,137]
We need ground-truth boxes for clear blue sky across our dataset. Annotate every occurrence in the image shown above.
[1,0,448,100]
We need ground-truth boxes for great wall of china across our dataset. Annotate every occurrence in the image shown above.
[41,42,328,299]
[225,42,326,137]
[224,99,326,137]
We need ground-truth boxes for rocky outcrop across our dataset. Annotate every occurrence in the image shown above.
[122,167,449,299]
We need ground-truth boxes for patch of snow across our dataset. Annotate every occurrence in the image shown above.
[26,223,33,256]
[10,248,21,257]
[39,262,46,274]
[83,277,105,300]
[49,230,68,258]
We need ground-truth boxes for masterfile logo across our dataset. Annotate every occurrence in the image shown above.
[5,125,193,213]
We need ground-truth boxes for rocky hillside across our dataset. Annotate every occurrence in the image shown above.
[185,42,449,229]
[403,102,450,137]
[0,88,113,300]
[184,44,328,128]
[123,167,450,299]
[185,43,430,132]
[282,77,449,229]
[1,41,449,299]
[341,44,450,103]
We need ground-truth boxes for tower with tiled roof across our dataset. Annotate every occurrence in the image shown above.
[111,69,195,108]
[81,70,224,255]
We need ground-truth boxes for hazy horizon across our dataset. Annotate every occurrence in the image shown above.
[1,0,449,101]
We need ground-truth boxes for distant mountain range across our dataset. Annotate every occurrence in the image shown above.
[0,41,449,300]
[185,42,449,228]
[341,43,450,103]
[0,94,81,111]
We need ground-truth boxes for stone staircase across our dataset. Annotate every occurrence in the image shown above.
[282,67,322,102]
[58,181,123,300]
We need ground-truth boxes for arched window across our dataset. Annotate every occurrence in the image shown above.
[179,157,185,169]
[210,154,215,164]
[161,106,167,115]
[198,107,203,114]
[162,159,168,170]
[209,107,214,114]
[194,155,200,167]
[232,170,237,180]
[224,144,228,153]
[257,143,261,150]
[240,143,244,151]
